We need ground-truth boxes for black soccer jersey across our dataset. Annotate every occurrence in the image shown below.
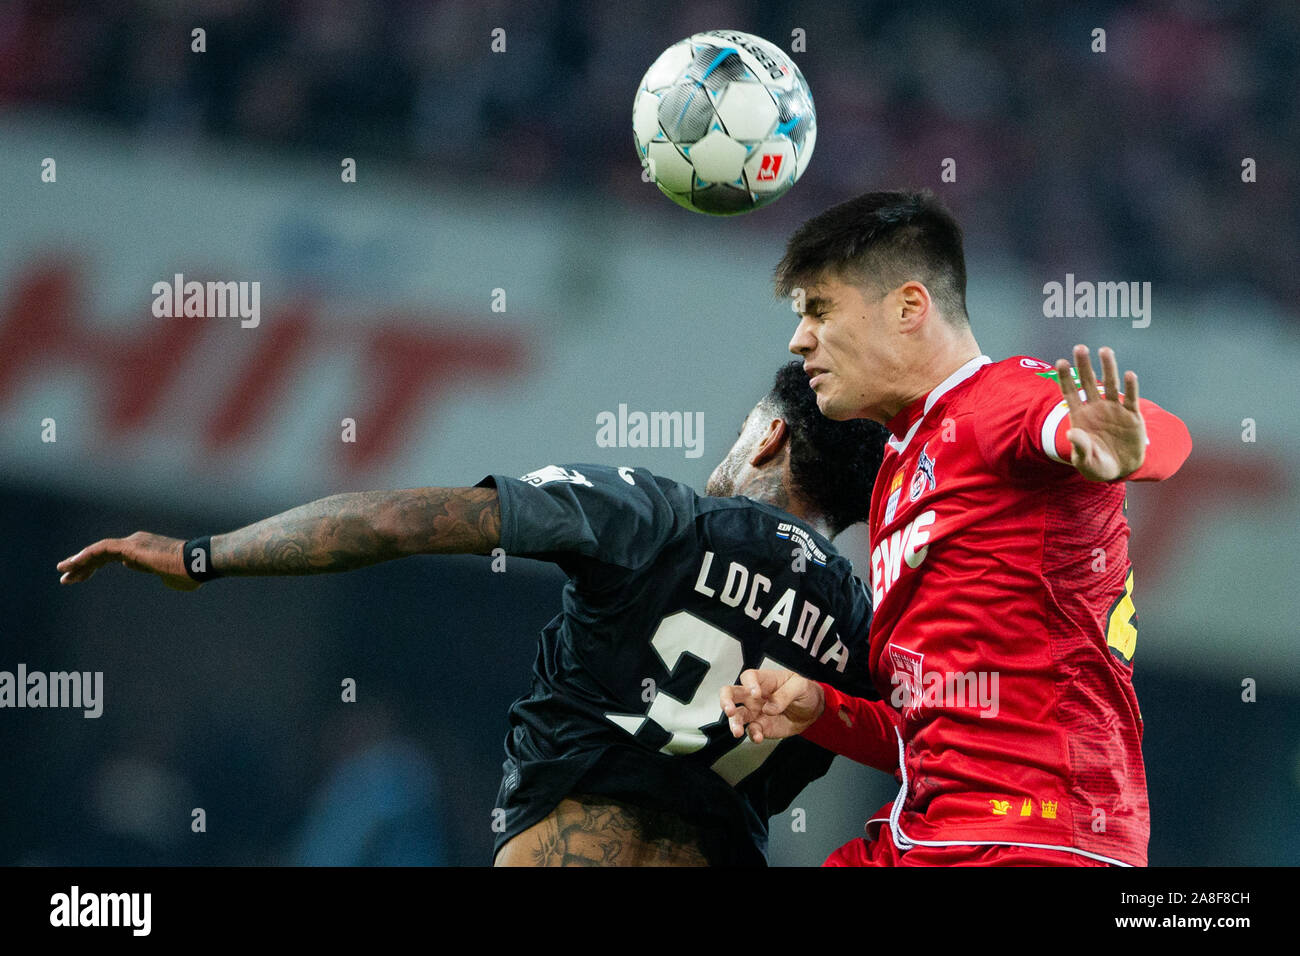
[478,463,876,865]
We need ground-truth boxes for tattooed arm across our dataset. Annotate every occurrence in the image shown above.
[56,487,501,588]
[212,488,500,574]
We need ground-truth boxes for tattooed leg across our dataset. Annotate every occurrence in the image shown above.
[495,794,710,867]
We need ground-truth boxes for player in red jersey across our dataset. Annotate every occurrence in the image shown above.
[722,190,1192,866]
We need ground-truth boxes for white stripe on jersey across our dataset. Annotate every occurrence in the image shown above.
[888,355,992,456]
[881,727,1135,867]
[1040,399,1071,463]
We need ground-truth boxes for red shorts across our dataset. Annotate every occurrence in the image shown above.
[825,826,1111,866]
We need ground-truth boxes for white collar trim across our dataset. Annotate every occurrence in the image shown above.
[888,354,992,454]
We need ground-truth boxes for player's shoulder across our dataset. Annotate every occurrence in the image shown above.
[507,462,682,496]
[695,492,815,532]
[983,355,1060,384]
[490,463,697,533]
[966,356,1068,406]
[698,495,854,571]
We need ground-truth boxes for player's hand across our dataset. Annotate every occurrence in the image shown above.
[721,668,824,743]
[57,532,200,591]
[1054,345,1147,481]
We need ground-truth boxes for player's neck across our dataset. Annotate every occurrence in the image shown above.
[736,470,835,540]
[888,333,983,419]
[783,500,836,541]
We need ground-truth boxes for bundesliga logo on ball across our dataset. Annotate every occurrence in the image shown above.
[633,30,817,215]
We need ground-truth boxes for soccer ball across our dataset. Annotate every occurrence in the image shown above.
[633,30,817,215]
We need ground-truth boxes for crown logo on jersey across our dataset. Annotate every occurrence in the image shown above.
[1041,800,1058,819]
[909,442,937,501]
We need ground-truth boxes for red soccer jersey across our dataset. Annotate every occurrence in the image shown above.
[805,354,1191,866]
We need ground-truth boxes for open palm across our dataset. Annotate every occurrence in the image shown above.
[1055,345,1147,481]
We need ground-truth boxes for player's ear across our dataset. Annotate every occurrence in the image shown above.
[750,417,788,467]
[898,281,931,332]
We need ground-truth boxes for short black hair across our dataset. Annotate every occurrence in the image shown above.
[763,361,888,536]
[774,189,969,325]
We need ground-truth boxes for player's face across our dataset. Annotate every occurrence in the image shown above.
[788,276,906,424]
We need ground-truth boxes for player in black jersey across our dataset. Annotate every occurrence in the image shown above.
[57,362,887,866]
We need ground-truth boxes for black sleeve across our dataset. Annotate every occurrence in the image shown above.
[476,464,686,579]
[836,574,879,700]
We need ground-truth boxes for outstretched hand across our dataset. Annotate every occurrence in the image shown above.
[57,531,200,591]
[720,668,824,744]
[1055,345,1147,481]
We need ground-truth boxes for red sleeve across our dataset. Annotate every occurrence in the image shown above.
[973,358,1088,478]
[1122,398,1192,481]
[976,360,1192,482]
[801,681,901,774]
[1043,395,1192,480]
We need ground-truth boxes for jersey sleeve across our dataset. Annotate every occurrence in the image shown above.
[801,682,901,774]
[476,464,684,580]
[826,575,881,701]
[1113,396,1192,480]
[976,358,1192,481]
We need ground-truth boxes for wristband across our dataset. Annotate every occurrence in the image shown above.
[182,536,222,582]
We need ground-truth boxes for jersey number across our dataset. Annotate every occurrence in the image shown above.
[1106,569,1138,663]
[608,611,789,786]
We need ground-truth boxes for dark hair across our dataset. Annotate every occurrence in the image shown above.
[763,361,888,536]
[774,189,969,325]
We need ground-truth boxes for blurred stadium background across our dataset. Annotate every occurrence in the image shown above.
[1,0,1297,865]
